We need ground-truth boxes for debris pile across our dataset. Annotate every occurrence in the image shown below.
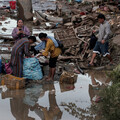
[1,0,120,67]
[51,1,120,67]
[54,14,98,65]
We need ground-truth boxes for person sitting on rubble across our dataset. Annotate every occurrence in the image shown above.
[12,19,30,42]
[88,14,113,67]
[10,36,36,77]
[37,33,61,81]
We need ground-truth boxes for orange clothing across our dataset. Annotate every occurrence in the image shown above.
[42,39,61,58]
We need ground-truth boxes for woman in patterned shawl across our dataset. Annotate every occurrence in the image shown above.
[10,36,36,77]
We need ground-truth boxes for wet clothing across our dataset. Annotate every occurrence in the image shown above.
[42,38,61,68]
[12,26,30,42]
[10,38,31,77]
[93,20,111,57]
[42,38,61,58]
[49,57,58,68]
[93,41,109,57]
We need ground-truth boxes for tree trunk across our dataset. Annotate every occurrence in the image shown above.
[17,0,33,21]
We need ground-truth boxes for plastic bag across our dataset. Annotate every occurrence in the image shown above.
[5,62,13,74]
[23,58,43,80]
[89,33,98,50]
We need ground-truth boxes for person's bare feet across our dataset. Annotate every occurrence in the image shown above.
[108,62,114,66]
[45,77,54,81]
[44,76,49,80]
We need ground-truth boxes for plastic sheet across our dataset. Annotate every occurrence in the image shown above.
[23,58,43,80]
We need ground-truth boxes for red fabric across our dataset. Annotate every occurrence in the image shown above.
[80,12,86,15]
[5,62,13,74]
[9,1,16,10]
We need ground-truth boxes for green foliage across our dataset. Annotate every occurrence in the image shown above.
[100,83,120,120]
[109,64,120,84]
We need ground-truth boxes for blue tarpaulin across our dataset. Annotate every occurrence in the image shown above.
[75,0,82,3]
[23,58,43,80]
[34,36,58,51]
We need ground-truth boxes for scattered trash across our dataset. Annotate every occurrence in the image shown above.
[0,85,7,92]
[73,68,80,74]
[9,1,16,10]
[35,54,47,63]
[92,95,102,103]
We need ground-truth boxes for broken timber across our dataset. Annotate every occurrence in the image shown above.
[54,27,79,47]
[54,27,90,61]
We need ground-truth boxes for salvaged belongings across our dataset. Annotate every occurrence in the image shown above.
[60,71,78,84]
[1,74,25,89]
[23,58,43,80]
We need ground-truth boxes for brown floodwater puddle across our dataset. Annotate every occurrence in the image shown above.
[0,70,111,120]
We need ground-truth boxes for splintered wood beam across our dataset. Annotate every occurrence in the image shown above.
[58,55,83,61]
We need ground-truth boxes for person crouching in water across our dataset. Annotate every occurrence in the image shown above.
[88,14,113,67]
[38,33,61,81]
[10,36,36,77]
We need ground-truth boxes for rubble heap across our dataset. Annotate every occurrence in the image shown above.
[51,1,120,67]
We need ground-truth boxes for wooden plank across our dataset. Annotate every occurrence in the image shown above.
[58,55,83,61]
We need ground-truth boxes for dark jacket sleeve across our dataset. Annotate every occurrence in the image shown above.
[24,42,31,57]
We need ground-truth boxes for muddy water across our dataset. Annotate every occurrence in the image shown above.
[0,18,16,37]
[0,71,110,120]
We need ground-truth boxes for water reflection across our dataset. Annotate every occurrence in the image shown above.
[2,89,34,120]
[1,83,62,120]
[38,84,62,120]
[0,71,111,120]
[88,70,111,104]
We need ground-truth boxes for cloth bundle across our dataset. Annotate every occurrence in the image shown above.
[23,58,43,80]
